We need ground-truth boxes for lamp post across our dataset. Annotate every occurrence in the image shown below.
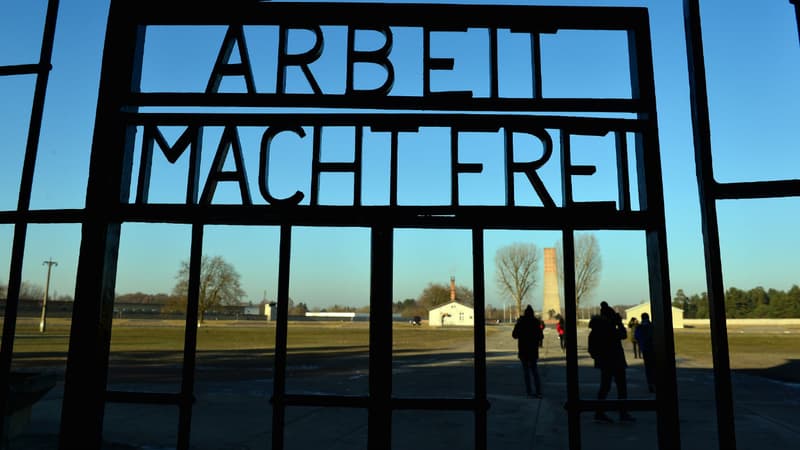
[40,257,58,333]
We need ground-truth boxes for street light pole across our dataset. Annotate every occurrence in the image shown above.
[40,257,58,333]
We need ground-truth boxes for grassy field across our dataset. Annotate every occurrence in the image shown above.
[673,326,800,382]
[7,318,495,355]
[6,318,799,382]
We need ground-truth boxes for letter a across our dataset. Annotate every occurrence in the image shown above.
[206,25,257,94]
[200,126,253,205]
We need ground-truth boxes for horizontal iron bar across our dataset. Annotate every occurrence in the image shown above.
[0,63,51,77]
[127,112,646,133]
[275,394,489,411]
[116,204,657,230]
[714,179,800,200]
[564,399,658,412]
[277,394,369,408]
[0,209,86,224]
[128,2,648,31]
[0,206,660,230]
[392,397,490,411]
[132,94,645,114]
[105,390,188,405]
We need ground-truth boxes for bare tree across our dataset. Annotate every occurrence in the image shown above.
[172,255,246,324]
[555,233,602,308]
[19,281,45,300]
[495,243,540,318]
[417,282,474,310]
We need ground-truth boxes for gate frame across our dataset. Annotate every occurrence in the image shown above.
[2,2,680,449]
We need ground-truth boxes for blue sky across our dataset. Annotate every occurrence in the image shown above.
[1,0,798,311]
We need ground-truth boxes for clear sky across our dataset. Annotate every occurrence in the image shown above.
[1,0,798,312]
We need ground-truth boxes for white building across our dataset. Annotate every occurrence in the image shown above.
[624,302,685,328]
[428,301,474,327]
[264,303,277,321]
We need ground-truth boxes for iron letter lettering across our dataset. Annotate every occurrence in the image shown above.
[504,128,556,208]
[346,26,395,95]
[206,25,257,94]
[276,25,324,95]
[259,126,306,206]
[200,125,252,205]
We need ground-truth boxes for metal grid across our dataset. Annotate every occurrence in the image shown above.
[0,0,61,440]
[683,1,800,449]
[0,2,685,449]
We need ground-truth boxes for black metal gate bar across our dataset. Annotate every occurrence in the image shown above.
[0,0,60,441]
[369,225,393,450]
[682,1,738,448]
[270,224,293,450]
[59,1,144,447]
[627,16,682,450]
[561,230,581,450]
[471,229,488,450]
[177,223,204,449]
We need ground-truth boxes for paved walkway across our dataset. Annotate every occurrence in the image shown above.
[6,326,800,449]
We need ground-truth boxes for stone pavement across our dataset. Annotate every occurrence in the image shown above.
[6,326,800,449]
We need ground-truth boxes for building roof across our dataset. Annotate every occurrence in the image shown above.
[428,301,473,313]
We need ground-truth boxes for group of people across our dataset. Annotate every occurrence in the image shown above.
[511,302,656,423]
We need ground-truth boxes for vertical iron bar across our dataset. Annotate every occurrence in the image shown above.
[450,128,459,206]
[390,131,399,206]
[368,225,392,450]
[0,229,28,442]
[177,224,203,450]
[15,0,59,214]
[0,0,60,434]
[471,229,487,450]
[271,224,292,450]
[531,32,542,99]
[60,0,143,447]
[489,28,498,99]
[354,126,363,207]
[562,230,581,450]
[615,131,631,211]
[629,16,681,450]
[683,0,736,448]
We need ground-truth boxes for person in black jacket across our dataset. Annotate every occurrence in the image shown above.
[512,305,543,398]
[588,301,635,423]
[635,312,656,393]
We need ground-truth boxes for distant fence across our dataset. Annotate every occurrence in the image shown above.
[684,318,800,327]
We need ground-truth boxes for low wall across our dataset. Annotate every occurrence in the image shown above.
[683,318,800,327]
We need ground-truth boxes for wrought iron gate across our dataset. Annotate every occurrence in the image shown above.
[10,1,795,449]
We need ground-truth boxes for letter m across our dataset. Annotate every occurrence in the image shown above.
[136,125,203,204]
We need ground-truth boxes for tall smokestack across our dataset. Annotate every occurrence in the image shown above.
[450,276,456,302]
[543,248,562,319]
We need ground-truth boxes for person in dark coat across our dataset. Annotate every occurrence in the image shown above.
[512,305,543,398]
[634,312,656,393]
[588,301,635,423]
[628,316,640,359]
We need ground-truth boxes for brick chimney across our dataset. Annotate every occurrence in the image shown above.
[450,276,456,302]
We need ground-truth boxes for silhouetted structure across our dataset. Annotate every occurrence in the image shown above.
[1,1,793,449]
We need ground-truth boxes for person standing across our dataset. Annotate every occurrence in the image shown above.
[556,316,566,352]
[512,305,544,398]
[635,312,656,393]
[628,316,640,359]
[588,301,635,423]
[538,316,545,348]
